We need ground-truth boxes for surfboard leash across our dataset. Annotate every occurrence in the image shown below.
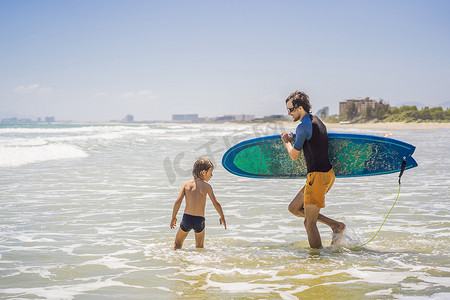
[350,159,407,251]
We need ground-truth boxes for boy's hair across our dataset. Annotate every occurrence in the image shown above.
[192,158,214,179]
[285,90,312,114]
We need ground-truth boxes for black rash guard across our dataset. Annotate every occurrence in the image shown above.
[295,114,332,174]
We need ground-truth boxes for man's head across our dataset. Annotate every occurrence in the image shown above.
[285,90,311,122]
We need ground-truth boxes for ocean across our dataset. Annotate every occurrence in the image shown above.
[0,123,449,299]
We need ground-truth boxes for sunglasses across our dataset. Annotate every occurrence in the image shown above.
[287,106,299,113]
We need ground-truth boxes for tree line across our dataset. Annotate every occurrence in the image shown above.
[384,105,450,122]
[333,100,450,122]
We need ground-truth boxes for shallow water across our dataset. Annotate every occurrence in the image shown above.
[0,123,449,299]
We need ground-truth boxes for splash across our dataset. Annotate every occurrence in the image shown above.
[331,228,364,249]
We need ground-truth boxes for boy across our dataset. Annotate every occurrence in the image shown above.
[170,158,226,250]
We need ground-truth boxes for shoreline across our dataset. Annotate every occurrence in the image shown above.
[2,121,449,131]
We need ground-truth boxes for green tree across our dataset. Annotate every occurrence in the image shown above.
[374,100,390,120]
[366,106,374,120]
[346,102,358,120]
[429,107,444,120]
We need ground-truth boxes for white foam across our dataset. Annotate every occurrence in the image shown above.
[0,125,163,149]
[0,144,88,167]
[0,277,129,300]
[15,235,57,243]
[331,228,364,249]
[80,256,136,270]
[365,288,393,296]
[17,265,54,279]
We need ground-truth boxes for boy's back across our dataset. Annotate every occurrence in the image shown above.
[183,178,209,217]
[170,158,226,249]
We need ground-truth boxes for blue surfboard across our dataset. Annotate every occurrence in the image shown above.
[222,133,417,178]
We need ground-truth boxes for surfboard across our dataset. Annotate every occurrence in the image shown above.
[222,133,417,178]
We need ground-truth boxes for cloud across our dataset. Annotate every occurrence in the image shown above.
[13,84,53,95]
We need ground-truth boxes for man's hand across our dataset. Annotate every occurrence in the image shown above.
[281,131,300,160]
[281,132,294,144]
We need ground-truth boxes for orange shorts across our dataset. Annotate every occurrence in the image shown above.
[301,168,335,208]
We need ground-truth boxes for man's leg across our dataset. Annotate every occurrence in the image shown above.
[288,190,345,234]
[174,228,189,250]
[194,230,205,248]
[304,204,322,249]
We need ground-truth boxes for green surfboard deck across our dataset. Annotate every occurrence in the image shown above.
[222,133,417,178]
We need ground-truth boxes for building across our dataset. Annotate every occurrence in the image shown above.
[171,114,255,122]
[1,117,18,123]
[223,114,255,121]
[122,114,134,122]
[263,115,286,120]
[45,116,55,122]
[316,107,329,119]
[172,114,199,122]
[214,115,235,122]
[339,98,377,119]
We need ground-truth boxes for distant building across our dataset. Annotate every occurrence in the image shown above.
[210,115,256,122]
[263,115,286,119]
[339,98,376,119]
[1,117,18,123]
[122,114,134,122]
[316,107,329,119]
[214,116,235,122]
[172,114,199,122]
[1,116,52,124]
[222,114,255,121]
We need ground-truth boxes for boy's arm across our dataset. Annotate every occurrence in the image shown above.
[170,185,185,229]
[207,185,227,229]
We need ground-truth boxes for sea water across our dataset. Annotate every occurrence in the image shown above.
[0,123,448,299]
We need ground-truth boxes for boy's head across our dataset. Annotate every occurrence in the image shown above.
[192,158,214,181]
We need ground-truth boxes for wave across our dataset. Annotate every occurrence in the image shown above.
[0,144,88,167]
[0,125,135,134]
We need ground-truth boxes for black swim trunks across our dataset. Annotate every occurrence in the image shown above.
[180,214,205,233]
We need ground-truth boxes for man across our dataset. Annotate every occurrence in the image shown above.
[281,90,345,249]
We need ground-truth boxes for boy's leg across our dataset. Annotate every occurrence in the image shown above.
[194,229,205,248]
[174,228,189,250]
[304,204,322,249]
[288,189,345,234]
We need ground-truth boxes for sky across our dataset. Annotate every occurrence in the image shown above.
[1,0,449,122]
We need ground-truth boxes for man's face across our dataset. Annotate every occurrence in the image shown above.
[286,100,302,122]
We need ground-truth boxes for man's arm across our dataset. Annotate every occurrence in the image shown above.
[281,132,300,160]
[170,185,185,229]
[207,185,227,229]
